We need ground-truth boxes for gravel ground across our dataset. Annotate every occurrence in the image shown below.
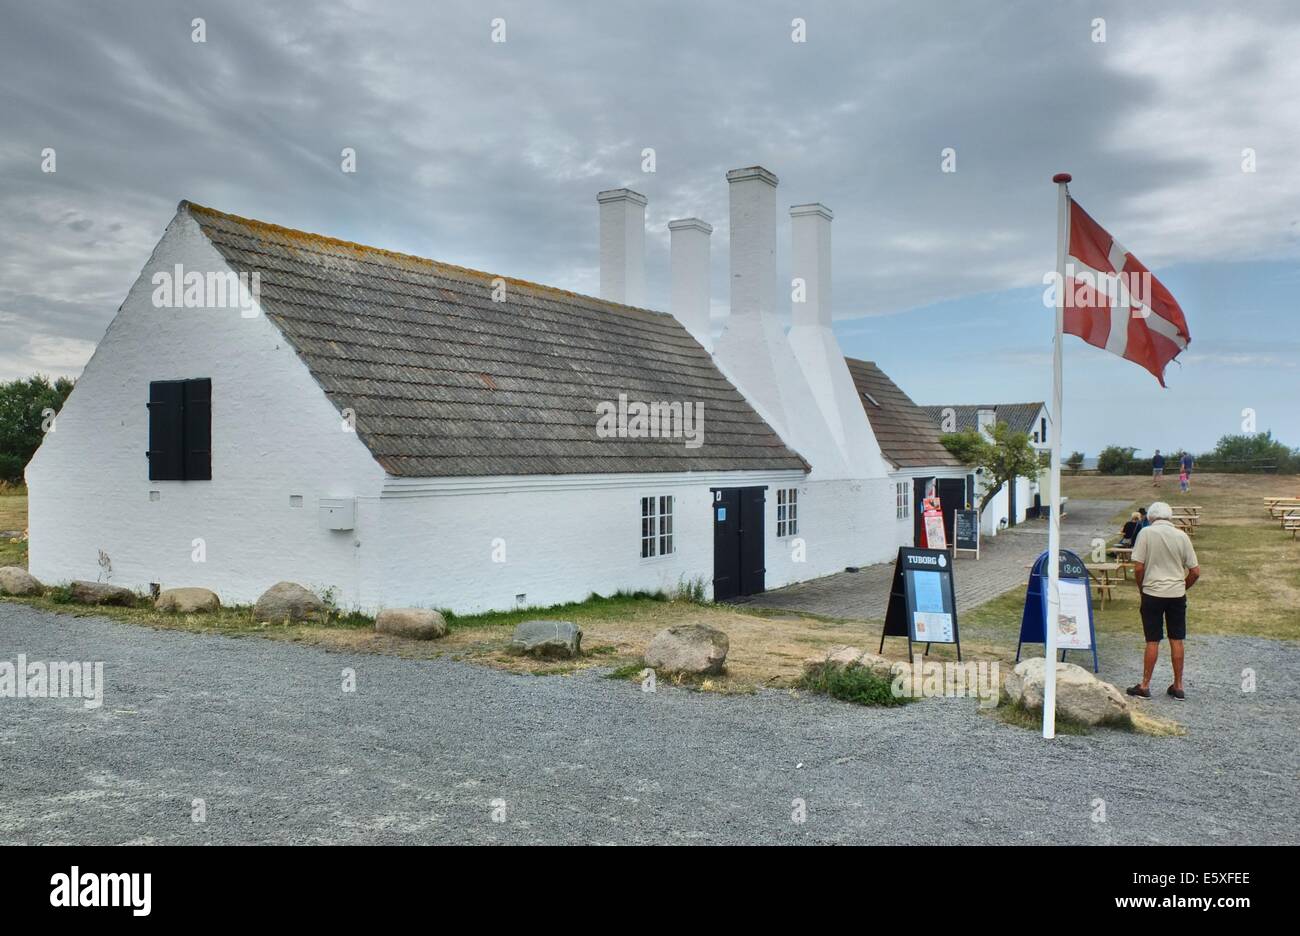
[1,602,1295,845]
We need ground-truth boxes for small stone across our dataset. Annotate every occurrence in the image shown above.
[645,624,729,675]
[69,580,136,606]
[0,566,42,597]
[509,620,582,658]
[253,582,325,623]
[155,587,221,614]
[375,608,447,641]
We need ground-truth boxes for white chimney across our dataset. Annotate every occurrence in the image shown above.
[597,188,646,306]
[725,167,779,329]
[977,408,997,440]
[785,200,890,478]
[790,204,832,328]
[668,217,712,349]
[712,167,790,428]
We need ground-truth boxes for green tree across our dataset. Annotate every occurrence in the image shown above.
[1209,431,1297,471]
[1066,451,1085,475]
[1097,445,1137,475]
[941,422,1042,513]
[0,375,75,483]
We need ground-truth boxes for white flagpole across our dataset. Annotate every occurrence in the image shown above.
[1044,172,1071,739]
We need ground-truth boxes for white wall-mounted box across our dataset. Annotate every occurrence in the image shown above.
[319,497,356,531]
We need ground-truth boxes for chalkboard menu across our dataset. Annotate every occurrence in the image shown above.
[879,547,962,661]
[954,509,980,557]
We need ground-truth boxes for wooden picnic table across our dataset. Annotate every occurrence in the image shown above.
[1265,498,1300,518]
[1108,546,1135,579]
[1086,562,1121,607]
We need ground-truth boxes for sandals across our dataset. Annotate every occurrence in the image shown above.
[1126,684,1152,698]
[1167,685,1186,700]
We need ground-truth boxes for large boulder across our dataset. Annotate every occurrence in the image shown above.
[376,607,447,641]
[69,580,136,606]
[155,587,221,614]
[509,619,582,658]
[253,581,324,623]
[1003,658,1130,726]
[0,566,42,596]
[645,624,729,675]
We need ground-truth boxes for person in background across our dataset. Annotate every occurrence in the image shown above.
[1179,466,1190,494]
[1127,501,1200,701]
[1180,451,1193,491]
[1136,506,1150,540]
[1152,449,1166,486]
[1120,511,1141,547]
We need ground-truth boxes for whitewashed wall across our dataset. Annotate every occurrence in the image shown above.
[26,210,388,607]
[364,474,894,614]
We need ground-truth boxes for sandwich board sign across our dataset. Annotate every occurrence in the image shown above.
[1016,548,1099,672]
[954,508,979,559]
[879,547,961,661]
[920,496,946,549]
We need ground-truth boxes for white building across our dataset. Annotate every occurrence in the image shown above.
[27,166,926,614]
[921,403,1051,535]
[845,360,971,549]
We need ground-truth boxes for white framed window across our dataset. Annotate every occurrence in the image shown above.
[776,487,798,537]
[896,481,910,519]
[640,495,674,558]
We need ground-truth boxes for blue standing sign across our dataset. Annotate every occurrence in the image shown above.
[1016,548,1099,673]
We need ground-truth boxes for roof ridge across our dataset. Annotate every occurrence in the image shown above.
[179,199,675,320]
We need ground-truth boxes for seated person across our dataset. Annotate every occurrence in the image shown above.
[1119,511,1141,546]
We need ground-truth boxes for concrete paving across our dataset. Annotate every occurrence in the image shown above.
[735,499,1131,619]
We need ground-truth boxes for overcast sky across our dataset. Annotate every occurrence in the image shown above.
[1,0,1296,455]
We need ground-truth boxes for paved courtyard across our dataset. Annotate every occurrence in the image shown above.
[736,499,1130,619]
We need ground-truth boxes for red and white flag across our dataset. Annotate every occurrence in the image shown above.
[1061,198,1190,386]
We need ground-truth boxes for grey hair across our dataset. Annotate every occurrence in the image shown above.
[1148,501,1173,521]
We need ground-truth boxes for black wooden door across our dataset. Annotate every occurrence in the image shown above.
[712,489,741,601]
[738,487,766,596]
[712,487,766,600]
[937,478,966,546]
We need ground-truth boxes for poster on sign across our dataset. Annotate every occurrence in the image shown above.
[1054,578,1092,650]
[921,496,946,549]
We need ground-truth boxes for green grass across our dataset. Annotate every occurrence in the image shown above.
[605,661,647,680]
[797,661,913,707]
[441,589,668,631]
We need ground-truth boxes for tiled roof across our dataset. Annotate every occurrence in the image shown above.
[919,402,1048,438]
[843,358,963,469]
[184,202,807,477]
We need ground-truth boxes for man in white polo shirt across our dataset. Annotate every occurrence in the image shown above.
[1127,501,1200,700]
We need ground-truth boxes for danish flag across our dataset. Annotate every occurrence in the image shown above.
[1061,198,1190,386]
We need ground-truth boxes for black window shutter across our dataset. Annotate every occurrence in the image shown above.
[147,381,185,481]
[183,378,212,480]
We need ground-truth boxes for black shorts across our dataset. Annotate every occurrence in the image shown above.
[1141,593,1187,641]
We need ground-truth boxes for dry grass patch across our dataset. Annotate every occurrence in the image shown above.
[1063,473,1300,640]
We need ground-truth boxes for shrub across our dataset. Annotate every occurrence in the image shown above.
[1097,445,1137,475]
[797,661,912,707]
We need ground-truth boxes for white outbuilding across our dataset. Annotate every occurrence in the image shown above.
[29,166,923,614]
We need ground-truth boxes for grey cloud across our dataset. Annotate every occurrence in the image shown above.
[1,0,1297,380]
